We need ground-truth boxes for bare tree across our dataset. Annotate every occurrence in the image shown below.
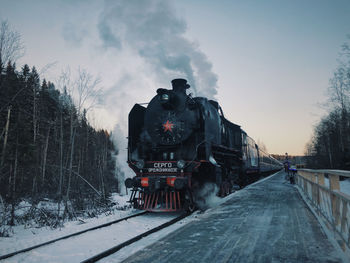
[325,37,350,165]
[55,69,72,218]
[0,20,25,67]
[56,68,101,218]
[329,67,349,111]
[74,68,101,116]
[39,61,58,77]
[58,67,101,117]
[329,36,350,111]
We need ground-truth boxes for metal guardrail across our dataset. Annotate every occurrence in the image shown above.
[296,169,350,251]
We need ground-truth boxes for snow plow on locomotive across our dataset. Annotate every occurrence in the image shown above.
[125,79,282,211]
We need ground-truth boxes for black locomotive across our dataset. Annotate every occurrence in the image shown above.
[125,79,282,211]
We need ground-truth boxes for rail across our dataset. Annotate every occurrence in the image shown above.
[81,212,190,263]
[0,211,148,261]
[296,169,350,251]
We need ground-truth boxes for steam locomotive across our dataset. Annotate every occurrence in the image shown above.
[125,79,282,211]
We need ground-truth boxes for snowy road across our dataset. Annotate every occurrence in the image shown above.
[118,171,345,263]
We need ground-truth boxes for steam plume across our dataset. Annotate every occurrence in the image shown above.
[195,183,221,211]
[98,0,218,98]
[97,0,219,191]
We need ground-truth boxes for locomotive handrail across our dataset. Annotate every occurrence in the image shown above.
[179,139,208,170]
[296,169,350,252]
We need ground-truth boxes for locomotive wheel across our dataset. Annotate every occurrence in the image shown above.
[184,188,196,212]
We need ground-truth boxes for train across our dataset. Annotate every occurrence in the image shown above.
[125,79,282,211]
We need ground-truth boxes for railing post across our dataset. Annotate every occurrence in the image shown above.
[329,173,340,190]
[317,173,325,208]
[310,172,317,206]
[341,200,348,242]
[329,173,340,226]
[303,172,308,193]
[318,173,325,186]
[298,170,309,193]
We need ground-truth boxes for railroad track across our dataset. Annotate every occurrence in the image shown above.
[0,211,190,263]
[81,212,189,263]
[0,211,147,261]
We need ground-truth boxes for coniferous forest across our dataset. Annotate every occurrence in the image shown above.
[0,62,118,232]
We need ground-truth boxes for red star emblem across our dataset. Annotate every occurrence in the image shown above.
[163,120,174,132]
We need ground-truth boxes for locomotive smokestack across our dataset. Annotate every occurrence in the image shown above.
[171,79,190,93]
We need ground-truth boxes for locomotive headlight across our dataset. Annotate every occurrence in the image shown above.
[177,160,185,169]
[161,93,170,101]
[136,160,145,169]
[125,178,134,188]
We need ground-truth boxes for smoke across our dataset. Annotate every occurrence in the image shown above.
[62,22,88,47]
[107,75,137,194]
[194,183,222,211]
[98,0,218,98]
[111,124,131,195]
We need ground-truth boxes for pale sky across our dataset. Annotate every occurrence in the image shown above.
[1,0,349,155]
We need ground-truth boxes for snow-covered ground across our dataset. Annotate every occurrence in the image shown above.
[1,190,193,263]
[0,194,134,257]
[99,212,201,263]
[99,175,278,263]
[106,172,348,263]
[3,172,344,263]
[0,178,252,263]
[1,212,184,263]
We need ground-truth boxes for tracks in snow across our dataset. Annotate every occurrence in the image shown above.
[0,211,147,261]
[0,211,190,263]
[81,212,189,263]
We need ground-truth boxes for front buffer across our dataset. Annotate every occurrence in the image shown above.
[125,160,199,212]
